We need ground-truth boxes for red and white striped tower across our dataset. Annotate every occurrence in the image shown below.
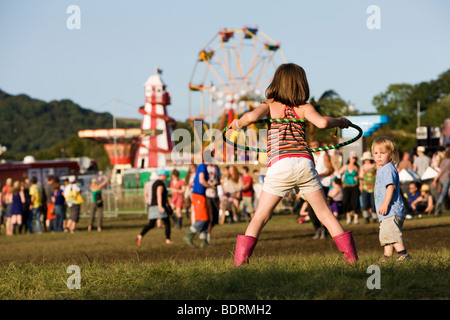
[135,67,175,168]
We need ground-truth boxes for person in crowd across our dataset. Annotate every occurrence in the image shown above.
[413,146,431,177]
[64,176,82,233]
[183,161,214,248]
[170,169,185,230]
[184,164,197,222]
[327,177,343,218]
[51,180,65,232]
[431,147,450,216]
[88,175,108,232]
[62,178,70,232]
[411,184,435,217]
[19,179,31,234]
[404,181,422,219]
[29,177,44,234]
[360,151,377,223]
[220,165,243,223]
[136,169,172,246]
[9,180,25,235]
[1,178,13,235]
[372,136,411,262]
[252,169,264,212]
[44,175,56,232]
[430,148,444,171]
[239,166,255,221]
[2,178,13,235]
[144,171,158,226]
[205,161,221,243]
[338,151,361,224]
[230,63,357,266]
[397,151,413,172]
[330,148,343,177]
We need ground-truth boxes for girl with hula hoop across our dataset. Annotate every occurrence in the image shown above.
[229,63,359,265]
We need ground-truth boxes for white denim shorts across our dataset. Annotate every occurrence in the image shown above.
[262,157,322,198]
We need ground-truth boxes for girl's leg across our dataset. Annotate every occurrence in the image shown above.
[6,217,13,236]
[176,207,182,229]
[305,188,358,263]
[231,201,239,223]
[304,188,344,237]
[11,215,17,234]
[234,191,282,266]
[97,206,103,231]
[162,216,171,243]
[136,219,156,246]
[245,191,282,239]
[140,219,156,237]
[88,203,95,231]
[353,211,359,224]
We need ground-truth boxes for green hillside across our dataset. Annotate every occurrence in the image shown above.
[0,89,141,168]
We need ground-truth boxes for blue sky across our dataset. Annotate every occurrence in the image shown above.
[1,0,449,122]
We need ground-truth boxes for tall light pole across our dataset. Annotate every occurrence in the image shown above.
[417,100,421,127]
[113,98,117,165]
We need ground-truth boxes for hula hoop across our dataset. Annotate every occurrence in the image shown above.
[222,118,363,153]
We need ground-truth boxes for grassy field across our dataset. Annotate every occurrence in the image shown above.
[0,212,449,300]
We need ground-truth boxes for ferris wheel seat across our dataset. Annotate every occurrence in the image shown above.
[219,30,234,42]
[243,27,258,38]
[198,50,214,61]
[265,43,280,51]
[189,83,203,91]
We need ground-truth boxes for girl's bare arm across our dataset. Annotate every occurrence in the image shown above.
[229,101,270,130]
[303,104,351,129]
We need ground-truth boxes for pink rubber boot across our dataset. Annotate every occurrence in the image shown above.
[333,231,358,264]
[234,235,258,266]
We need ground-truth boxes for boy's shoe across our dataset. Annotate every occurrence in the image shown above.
[396,253,412,262]
[377,255,391,263]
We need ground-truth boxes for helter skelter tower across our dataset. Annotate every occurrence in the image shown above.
[78,68,175,186]
[134,67,176,168]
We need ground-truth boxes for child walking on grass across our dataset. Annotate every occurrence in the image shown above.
[372,137,412,262]
[229,63,358,266]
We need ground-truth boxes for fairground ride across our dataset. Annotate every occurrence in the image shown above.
[188,26,287,161]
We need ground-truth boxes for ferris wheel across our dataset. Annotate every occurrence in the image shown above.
[188,26,287,130]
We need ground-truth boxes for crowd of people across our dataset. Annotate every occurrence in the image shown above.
[135,164,263,248]
[1,145,448,248]
[0,173,108,235]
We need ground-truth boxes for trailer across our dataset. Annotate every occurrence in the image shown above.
[0,157,80,186]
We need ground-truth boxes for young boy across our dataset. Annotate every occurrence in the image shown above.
[183,162,214,248]
[372,137,412,262]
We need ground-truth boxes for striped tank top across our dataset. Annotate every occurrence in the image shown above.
[267,105,313,167]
